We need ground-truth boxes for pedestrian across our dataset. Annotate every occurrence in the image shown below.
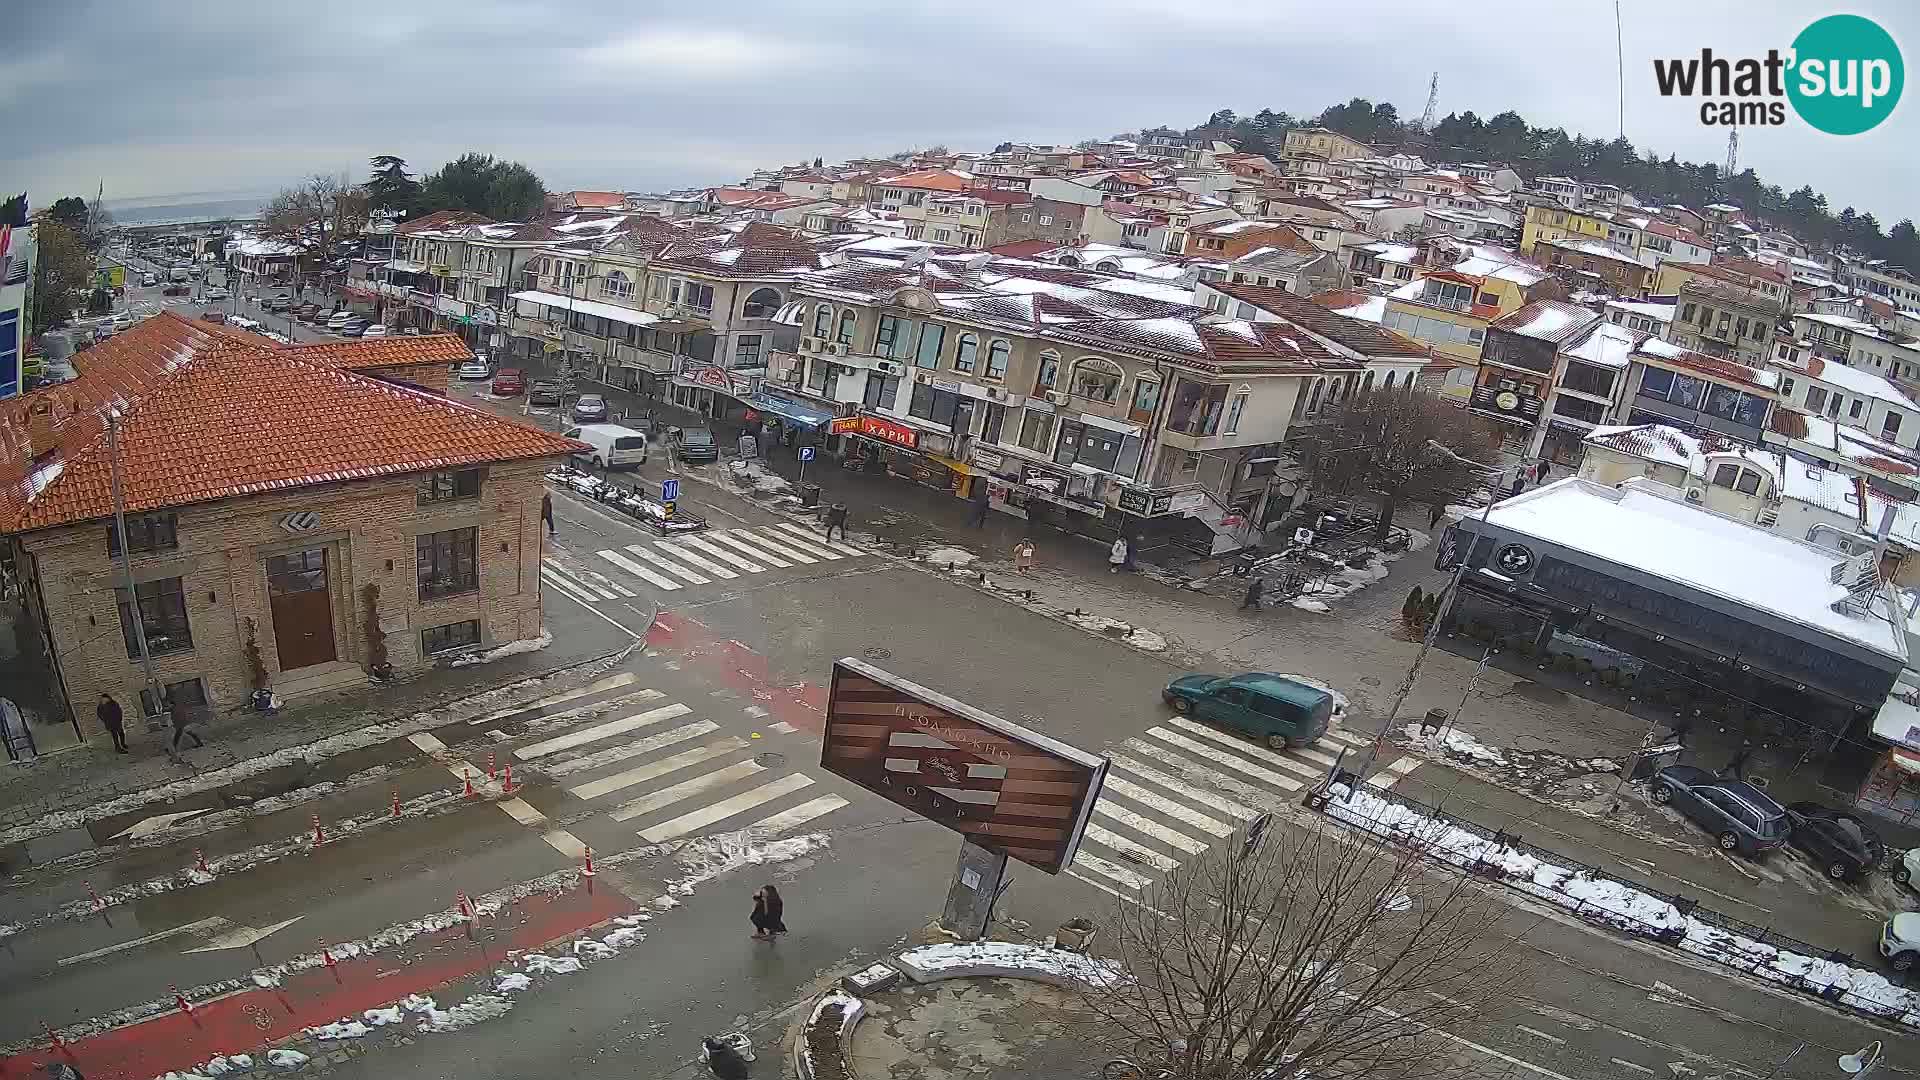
[96,692,128,753]
[1013,538,1036,573]
[823,502,849,543]
[750,884,787,939]
[703,1036,751,1080]
[168,692,203,754]
[966,487,991,529]
[1718,738,1753,781]
[1109,536,1130,573]
[541,492,555,536]
[1429,502,1446,529]
[1240,576,1267,611]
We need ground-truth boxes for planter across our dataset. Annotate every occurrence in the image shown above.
[796,990,863,1080]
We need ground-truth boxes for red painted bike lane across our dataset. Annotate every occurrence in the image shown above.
[645,612,828,734]
[4,883,637,1080]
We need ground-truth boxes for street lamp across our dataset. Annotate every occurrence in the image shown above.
[1840,1043,1884,1079]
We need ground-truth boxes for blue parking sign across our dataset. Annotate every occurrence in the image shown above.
[661,478,680,502]
[799,446,815,462]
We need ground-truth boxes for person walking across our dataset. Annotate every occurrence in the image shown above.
[823,502,850,543]
[966,487,991,529]
[1108,536,1130,573]
[1429,502,1446,529]
[1240,576,1267,611]
[1718,738,1753,780]
[750,884,787,940]
[96,692,128,753]
[541,492,555,537]
[1013,538,1036,573]
[168,692,203,754]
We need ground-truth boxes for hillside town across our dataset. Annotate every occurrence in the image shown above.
[7,99,1920,1080]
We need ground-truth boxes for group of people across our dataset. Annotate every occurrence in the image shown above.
[93,690,204,757]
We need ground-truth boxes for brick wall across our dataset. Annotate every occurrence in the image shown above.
[18,457,556,732]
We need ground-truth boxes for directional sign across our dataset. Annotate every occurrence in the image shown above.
[799,446,815,462]
[661,478,680,502]
[183,915,306,953]
[112,807,216,841]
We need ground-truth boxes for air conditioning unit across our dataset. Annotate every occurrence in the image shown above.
[800,336,821,352]
[827,342,848,355]
[874,359,906,377]
[1046,390,1071,406]
[1684,486,1705,503]
[984,387,1005,400]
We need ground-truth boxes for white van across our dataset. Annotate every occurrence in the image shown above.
[564,424,650,470]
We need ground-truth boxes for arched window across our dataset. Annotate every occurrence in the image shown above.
[1059,255,1082,268]
[1070,357,1125,402]
[1307,378,1325,414]
[837,309,857,345]
[1383,371,1397,390]
[1035,350,1061,392]
[742,287,783,319]
[953,334,979,373]
[1130,377,1161,419]
[599,270,633,299]
[986,340,1010,379]
[1094,259,1121,273]
[812,304,833,337]
[1363,371,1376,393]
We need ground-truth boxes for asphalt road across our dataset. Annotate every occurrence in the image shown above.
[7,416,1920,1080]
[110,255,351,345]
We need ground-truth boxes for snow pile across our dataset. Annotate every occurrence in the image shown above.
[416,993,514,1032]
[523,953,584,975]
[659,830,832,899]
[363,1006,404,1026]
[266,1050,308,1070]
[602,926,647,948]
[899,941,1126,988]
[922,546,979,568]
[202,1055,251,1075]
[1290,598,1330,614]
[727,460,793,495]
[305,1019,369,1040]
[495,972,533,993]
[572,938,615,959]
[1402,722,1509,766]
[448,630,553,668]
[1124,628,1168,652]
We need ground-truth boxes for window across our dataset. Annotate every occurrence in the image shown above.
[682,282,714,312]
[1712,463,1741,489]
[1781,377,1795,398]
[1850,398,1865,419]
[1130,378,1161,419]
[417,527,478,600]
[953,334,978,374]
[1224,393,1247,433]
[417,469,482,505]
[1806,385,1829,414]
[119,576,192,658]
[1039,214,1052,225]
[649,274,665,300]
[742,288,782,319]
[422,620,481,656]
[1559,361,1615,398]
[1235,302,1257,320]
[1680,302,1697,324]
[734,335,764,368]
[107,511,178,556]
[1885,413,1904,439]
[1735,318,1750,340]
[1070,357,1124,402]
[1020,212,1031,223]
[1035,351,1060,392]
[1736,470,1762,495]
[863,373,900,411]
[876,314,903,356]
[933,229,952,242]
[812,304,833,337]
[985,340,1010,379]
[139,677,204,719]
[599,271,634,299]
[915,324,946,369]
[908,382,959,427]
[1018,410,1055,453]
[837,309,857,346]
[1313,229,1327,241]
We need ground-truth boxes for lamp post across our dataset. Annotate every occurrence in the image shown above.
[1840,1042,1884,1080]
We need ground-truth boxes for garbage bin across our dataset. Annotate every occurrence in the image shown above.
[1630,742,1684,781]
[797,482,821,507]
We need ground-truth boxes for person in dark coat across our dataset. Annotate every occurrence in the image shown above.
[96,692,128,753]
[1240,576,1267,611]
[168,692,203,753]
[541,492,555,536]
[1429,502,1446,529]
[966,487,990,528]
[1719,738,1754,780]
[750,884,787,939]
[823,503,849,543]
[703,1036,751,1080]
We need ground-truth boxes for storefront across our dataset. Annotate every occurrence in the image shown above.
[969,444,1112,534]
[671,361,758,422]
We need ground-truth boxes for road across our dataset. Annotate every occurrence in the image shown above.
[109,253,352,345]
[5,369,1918,1080]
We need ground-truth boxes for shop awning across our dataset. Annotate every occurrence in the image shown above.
[747,393,834,429]
[1078,412,1143,437]
[510,290,662,328]
[1892,749,1920,775]
[1872,693,1920,751]
[771,300,810,326]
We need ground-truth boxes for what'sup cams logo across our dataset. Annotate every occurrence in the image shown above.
[1653,14,1902,135]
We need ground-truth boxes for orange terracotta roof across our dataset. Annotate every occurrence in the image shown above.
[285,334,473,371]
[0,313,582,534]
[874,169,972,193]
[566,190,625,209]
[396,210,494,235]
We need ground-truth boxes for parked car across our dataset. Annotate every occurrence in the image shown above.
[491,369,526,396]
[205,286,229,301]
[1648,765,1791,856]
[359,323,387,338]
[1162,672,1339,750]
[571,394,610,423]
[339,319,369,338]
[457,361,493,380]
[263,293,293,312]
[200,311,227,324]
[141,273,158,287]
[564,423,649,469]
[295,303,320,322]
[527,379,563,407]
[163,283,189,297]
[1784,802,1883,881]
[1881,913,1920,971]
[326,311,355,333]
[671,426,719,463]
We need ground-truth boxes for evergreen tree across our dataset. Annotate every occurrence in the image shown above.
[365,155,421,217]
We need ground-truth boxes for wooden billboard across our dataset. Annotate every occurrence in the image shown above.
[821,658,1107,875]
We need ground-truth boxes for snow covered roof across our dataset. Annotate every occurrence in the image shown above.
[1605,300,1676,324]
[1492,300,1601,346]
[1634,338,1780,390]
[1583,423,1701,469]
[1452,255,1549,286]
[1360,241,1419,263]
[1202,219,1272,235]
[1777,461,1920,548]
[1787,414,1920,477]
[1471,478,1903,656]
[226,234,302,257]
[1564,322,1643,368]
[1806,356,1920,409]
[1537,236,1655,268]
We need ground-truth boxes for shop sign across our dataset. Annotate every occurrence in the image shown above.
[859,415,919,449]
[829,416,863,435]
[1117,487,1152,515]
[409,289,435,308]
[472,307,499,326]
[969,448,1005,472]
[931,377,961,392]
[1166,489,1208,514]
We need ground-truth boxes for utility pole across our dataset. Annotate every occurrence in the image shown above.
[1725,128,1739,178]
[1418,72,1440,132]
[107,411,162,727]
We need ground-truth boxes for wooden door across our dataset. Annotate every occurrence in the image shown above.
[267,547,336,670]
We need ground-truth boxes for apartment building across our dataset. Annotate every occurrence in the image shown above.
[1614,338,1780,444]
[1468,300,1604,452]
[1669,282,1778,365]
[0,218,32,400]
[1280,127,1373,166]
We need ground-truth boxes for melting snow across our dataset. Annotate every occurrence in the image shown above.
[266,1050,308,1070]
[447,630,553,667]
[899,941,1125,988]
[922,546,978,568]
[495,973,533,993]
[1403,722,1509,766]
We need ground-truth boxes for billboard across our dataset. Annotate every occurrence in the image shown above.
[821,659,1106,874]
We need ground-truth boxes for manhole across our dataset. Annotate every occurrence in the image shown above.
[864,647,893,660]
[755,752,788,768]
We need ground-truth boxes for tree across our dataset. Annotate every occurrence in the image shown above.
[259,173,367,265]
[1,194,25,227]
[1301,388,1499,542]
[364,155,421,217]
[29,219,93,334]
[47,196,88,231]
[420,152,545,221]
[1075,820,1525,1080]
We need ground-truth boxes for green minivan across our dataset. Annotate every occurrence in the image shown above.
[1162,672,1340,750]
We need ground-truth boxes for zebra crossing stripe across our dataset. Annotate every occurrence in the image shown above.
[638,772,817,842]
[1118,740,1299,805]
[596,548,683,591]
[609,760,766,822]
[1092,801,1209,854]
[651,540,740,579]
[622,544,712,585]
[1071,851,1154,892]
[1292,745,1340,769]
[541,567,603,605]
[566,738,747,800]
[1164,717,1327,777]
[1109,758,1258,820]
[716,527,816,564]
[480,687,666,731]
[562,564,638,598]
[748,526,844,560]
[1083,823,1180,873]
[743,793,848,837]
[542,561,615,600]
[468,673,641,726]
[699,531,790,568]
[1324,729,1373,748]
[673,533,768,573]
[545,720,719,777]
[1146,727,1315,786]
[515,702,694,760]
[1101,775,1233,837]
[1366,757,1421,789]
[771,521,865,555]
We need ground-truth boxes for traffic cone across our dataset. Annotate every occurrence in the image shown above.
[391,790,402,817]
[582,847,596,877]
[463,769,474,799]
[84,881,104,910]
[501,762,514,794]
[322,943,337,971]
[312,815,326,845]
[486,751,497,780]
[457,892,472,919]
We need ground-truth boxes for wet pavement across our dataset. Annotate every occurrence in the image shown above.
[845,978,1106,1080]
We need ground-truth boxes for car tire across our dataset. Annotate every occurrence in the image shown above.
[1268,734,1290,752]
[1895,951,1917,973]
[590,455,603,468]
[1169,696,1192,715]
[1896,865,1912,886]
[1827,861,1852,882]
[1651,783,1674,804]
[1717,831,1740,852]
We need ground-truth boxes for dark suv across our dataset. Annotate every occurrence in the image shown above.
[1649,765,1791,856]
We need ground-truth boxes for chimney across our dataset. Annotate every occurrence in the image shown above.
[25,399,58,456]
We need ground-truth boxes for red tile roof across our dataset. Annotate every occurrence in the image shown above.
[0,313,581,534]
[1212,282,1427,358]
[987,239,1058,258]
[565,190,625,209]
[396,210,494,235]
[874,169,973,193]
[285,334,473,371]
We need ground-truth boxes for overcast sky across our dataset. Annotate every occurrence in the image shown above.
[5,0,1914,223]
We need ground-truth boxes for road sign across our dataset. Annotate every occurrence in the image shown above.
[821,659,1107,875]
[799,446,816,462]
[661,478,680,502]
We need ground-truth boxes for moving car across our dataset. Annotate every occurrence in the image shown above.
[491,369,526,396]
[671,426,719,463]
[527,379,563,407]
[205,286,229,301]
[163,283,189,297]
[457,361,493,380]
[295,303,320,322]
[360,324,387,338]
[1648,765,1790,856]
[1784,802,1882,881]
[1162,672,1339,750]
[564,424,649,469]
[571,394,610,423]
[1881,913,1920,971]
[339,319,369,338]
[141,273,158,287]
[326,311,356,333]
[200,311,227,324]
[263,293,293,312]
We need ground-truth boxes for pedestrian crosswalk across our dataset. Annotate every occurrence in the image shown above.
[1065,719,1420,902]
[541,522,871,600]
[511,687,851,845]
